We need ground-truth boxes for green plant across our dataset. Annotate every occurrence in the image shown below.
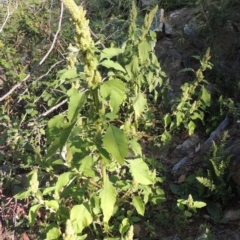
[162,48,213,144]
[170,132,233,221]
[177,194,206,219]
[14,1,166,239]
[196,132,233,205]
[198,224,213,240]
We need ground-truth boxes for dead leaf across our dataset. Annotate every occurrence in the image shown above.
[178,174,186,183]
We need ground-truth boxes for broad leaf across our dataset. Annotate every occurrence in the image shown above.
[207,201,221,220]
[29,169,39,194]
[43,187,55,196]
[46,137,61,159]
[103,125,128,164]
[45,200,59,211]
[176,112,184,126]
[133,92,147,119]
[79,156,95,177]
[100,79,125,113]
[128,158,153,185]
[119,218,130,235]
[100,47,123,60]
[138,40,152,64]
[29,204,42,225]
[55,172,76,193]
[46,224,61,240]
[46,121,76,159]
[70,204,93,233]
[188,121,196,135]
[59,69,79,80]
[190,111,204,121]
[68,90,86,123]
[100,178,116,223]
[132,196,145,216]
[100,59,126,72]
[201,86,211,107]
[129,139,142,156]
[161,131,171,145]
[163,113,171,127]
[46,115,64,143]
[193,201,206,208]
[14,190,31,199]
[125,55,139,78]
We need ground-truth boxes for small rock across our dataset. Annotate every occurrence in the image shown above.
[172,157,189,172]
[171,134,199,158]
[184,21,198,42]
[224,209,240,222]
[133,223,148,238]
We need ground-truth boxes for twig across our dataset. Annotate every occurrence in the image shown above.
[90,28,106,49]
[0,2,17,34]
[34,87,87,121]
[35,98,67,120]
[105,20,129,41]
[0,1,64,102]
[10,60,65,114]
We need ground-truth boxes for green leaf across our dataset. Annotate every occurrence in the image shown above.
[55,172,76,193]
[70,204,93,233]
[29,169,39,194]
[169,184,181,195]
[125,55,139,78]
[100,177,116,223]
[100,79,125,113]
[103,125,128,164]
[68,90,86,123]
[129,140,142,156]
[163,113,171,127]
[29,204,42,225]
[77,235,88,240]
[151,188,166,204]
[193,201,206,209]
[59,69,79,80]
[59,122,77,148]
[14,190,31,199]
[46,115,64,143]
[176,112,184,126]
[188,121,196,135]
[46,137,61,159]
[138,40,152,64]
[43,187,55,196]
[179,68,195,73]
[100,47,123,60]
[128,158,153,185]
[133,92,147,119]
[206,201,221,220]
[161,131,171,145]
[45,200,59,211]
[46,224,61,240]
[132,196,145,216]
[190,111,204,121]
[79,156,95,177]
[46,121,76,159]
[184,210,192,217]
[100,59,126,72]
[201,86,211,107]
[119,218,130,235]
